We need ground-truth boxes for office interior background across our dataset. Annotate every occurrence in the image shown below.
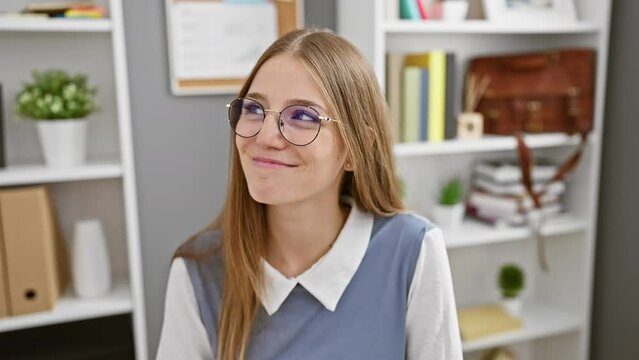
[0,0,636,359]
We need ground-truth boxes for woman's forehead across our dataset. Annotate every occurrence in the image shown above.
[248,54,329,111]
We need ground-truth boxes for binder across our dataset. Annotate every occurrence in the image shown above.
[0,186,68,316]
[0,215,8,317]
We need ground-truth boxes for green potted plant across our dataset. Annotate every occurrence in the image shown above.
[431,178,465,230]
[498,263,525,317]
[15,69,98,168]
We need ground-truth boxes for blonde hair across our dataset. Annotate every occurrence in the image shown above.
[174,28,404,360]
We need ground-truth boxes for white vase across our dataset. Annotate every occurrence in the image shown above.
[36,119,88,168]
[72,219,112,298]
[442,0,469,21]
[501,297,523,317]
[432,203,466,231]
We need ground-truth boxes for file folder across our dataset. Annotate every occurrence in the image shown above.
[0,186,68,316]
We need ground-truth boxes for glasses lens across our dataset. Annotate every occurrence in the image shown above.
[280,105,321,145]
[229,98,264,138]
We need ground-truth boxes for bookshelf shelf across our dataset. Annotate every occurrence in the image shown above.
[383,20,600,34]
[393,133,587,157]
[462,303,583,353]
[446,214,587,250]
[0,279,132,333]
[0,162,123,186]
[0,18,112,32]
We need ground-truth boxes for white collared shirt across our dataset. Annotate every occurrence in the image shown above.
[157,204,463,359]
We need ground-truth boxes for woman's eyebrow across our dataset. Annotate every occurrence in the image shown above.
[246,92,327,112]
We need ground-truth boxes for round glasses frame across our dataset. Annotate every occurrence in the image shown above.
[226,97,341,146]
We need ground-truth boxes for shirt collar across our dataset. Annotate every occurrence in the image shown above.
[260,201,373,316]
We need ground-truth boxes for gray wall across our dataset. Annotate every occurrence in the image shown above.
[121,1,335,357]
[590,0,639,359]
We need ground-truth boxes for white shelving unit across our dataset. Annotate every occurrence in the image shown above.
[0,1,147,359]
[0,18,112,32]
[338,1,611,359]
[0,278,132,333]
[446,214,587,250]
[0,162,123,186]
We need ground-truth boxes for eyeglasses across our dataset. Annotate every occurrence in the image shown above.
[226,97,340,146]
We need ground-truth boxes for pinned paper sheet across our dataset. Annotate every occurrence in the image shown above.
[172,2,277,80]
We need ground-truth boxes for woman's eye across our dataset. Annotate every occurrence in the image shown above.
[291,109,319,122]
[244,104,263,114]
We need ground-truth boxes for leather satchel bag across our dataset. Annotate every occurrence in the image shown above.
[465,49,597,271]
[468,48,596,136]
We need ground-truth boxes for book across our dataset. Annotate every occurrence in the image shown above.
[474,177,566,197]
[444,53,457,139]
[401,66,422,143]
[0,83,5,168]
[24,0,94,16]
[458,304,523,341]
[475,160,558,184]
[64,6,106,19]
[386,53,404,143]
[467,203,562,227]
[416,0,430,19]
[386,0,399,21]
[420,68,430,141]
[468,188,559,216]
[400,0,421,20]
[428,50,446,143]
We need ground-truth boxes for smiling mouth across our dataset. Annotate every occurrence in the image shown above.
[252,157,298,169]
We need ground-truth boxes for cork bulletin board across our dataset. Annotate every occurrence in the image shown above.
[165,0,303,96]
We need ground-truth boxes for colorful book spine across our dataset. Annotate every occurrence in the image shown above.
[386,53,404,143]
[400,0,421,20]
[416,0,430,19]
[420,69,429,141]
[428,50,446,143]
[401,66,422,143]
[444,53,457,139]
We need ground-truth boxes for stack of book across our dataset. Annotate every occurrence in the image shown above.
[466,160,565,227]
[22,1,106,19]
[386,51,457,143]
[458,304,523,341]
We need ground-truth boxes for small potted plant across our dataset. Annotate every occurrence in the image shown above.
[499,263,525,317]
[431,178,465,230]
[15,69,98,168]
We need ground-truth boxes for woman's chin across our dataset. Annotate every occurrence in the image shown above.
[247,186,289,205]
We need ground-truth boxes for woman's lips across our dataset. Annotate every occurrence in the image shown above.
[252,157,297,169]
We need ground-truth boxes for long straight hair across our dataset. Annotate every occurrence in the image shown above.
[175,28,404,360]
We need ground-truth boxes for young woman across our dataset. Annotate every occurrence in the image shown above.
[157,28,462,360]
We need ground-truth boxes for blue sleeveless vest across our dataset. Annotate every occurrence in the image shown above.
[180,213,433,360]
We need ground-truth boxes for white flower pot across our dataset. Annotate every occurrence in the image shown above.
[36,119,87,168]
[432,203,466,230]
[72,219,112,298]
[501,297,522,317]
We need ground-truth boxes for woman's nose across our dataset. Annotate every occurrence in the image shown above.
[255,112,287,148]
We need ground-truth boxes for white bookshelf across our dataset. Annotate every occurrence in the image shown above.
[0,0,147,359]
[383,20,599,34]
[0,18,112,32]
[0,279,132,333]
[446,215,587,250]
[0,162,123,186]
[462,303,582,353]
[393,132,589,157]
[338,0,611,359]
